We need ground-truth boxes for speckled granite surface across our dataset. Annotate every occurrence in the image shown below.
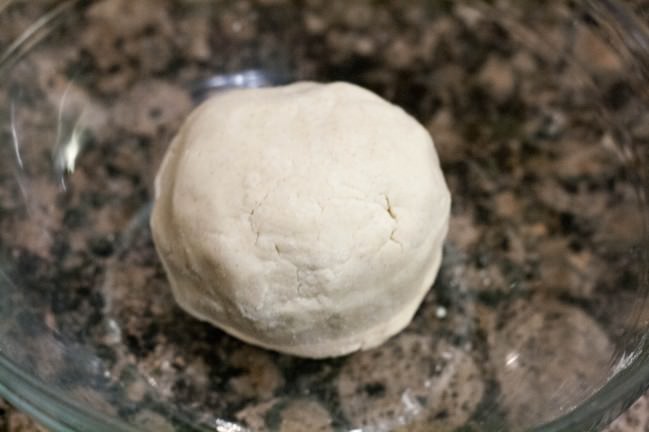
[1,0,649,431]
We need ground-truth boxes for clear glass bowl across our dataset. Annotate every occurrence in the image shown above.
[2,0,649,431]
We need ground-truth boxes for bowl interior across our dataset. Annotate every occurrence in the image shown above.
[1,1,649,431]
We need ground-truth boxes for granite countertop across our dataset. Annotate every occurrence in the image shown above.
[2,0,649,431]
[0,399,46,432]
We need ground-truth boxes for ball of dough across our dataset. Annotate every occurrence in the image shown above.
[151,82,451,358]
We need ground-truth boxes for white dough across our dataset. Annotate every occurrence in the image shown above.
[150,82,451,358]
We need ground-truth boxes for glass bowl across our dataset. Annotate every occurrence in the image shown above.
[1,0,649,431]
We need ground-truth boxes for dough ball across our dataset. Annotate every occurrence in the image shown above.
[150,82,451,358]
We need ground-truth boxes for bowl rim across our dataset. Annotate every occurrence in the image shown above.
[0,354,138,432]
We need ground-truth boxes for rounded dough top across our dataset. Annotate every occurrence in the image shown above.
[151,82,451,358]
